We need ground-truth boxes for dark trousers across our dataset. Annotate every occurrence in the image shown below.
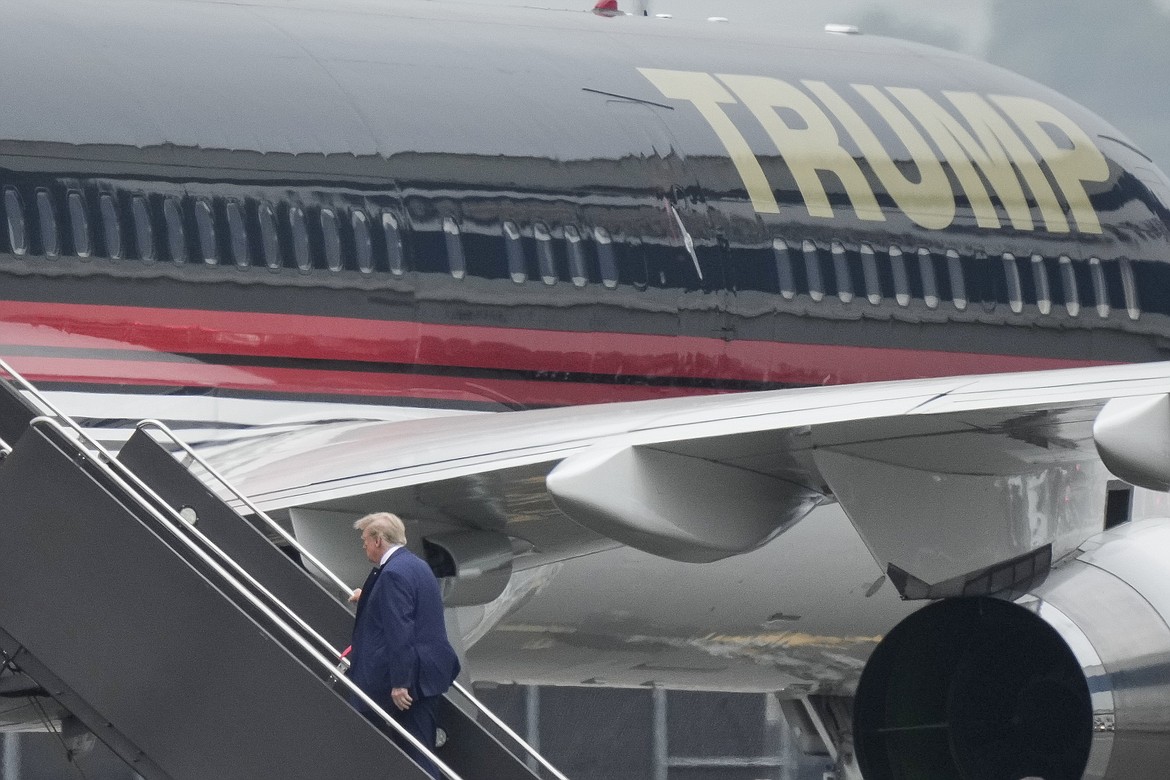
[368,695,442,779]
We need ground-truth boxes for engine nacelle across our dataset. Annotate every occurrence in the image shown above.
[854,518,1170,780]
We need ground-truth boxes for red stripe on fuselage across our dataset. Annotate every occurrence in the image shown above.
[0,301,1110,395]
[1,356,710,406]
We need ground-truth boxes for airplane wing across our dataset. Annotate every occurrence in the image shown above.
[206,361,1170,600]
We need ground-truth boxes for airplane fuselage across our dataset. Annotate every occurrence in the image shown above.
[1,0,1169,424]
[7,6,1170,779]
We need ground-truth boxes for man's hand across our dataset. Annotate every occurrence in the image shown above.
[348,588,362,603]
[391,687,413,711]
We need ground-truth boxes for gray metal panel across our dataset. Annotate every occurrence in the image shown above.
[0,627,173,780]
[0,426,430,780]
[0,381,38,448]
[437,696,542,779]
[117,429,354,649]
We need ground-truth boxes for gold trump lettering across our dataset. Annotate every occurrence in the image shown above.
[638,68,1109,234]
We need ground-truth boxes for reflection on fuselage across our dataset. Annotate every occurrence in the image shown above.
[1,146,1168,414]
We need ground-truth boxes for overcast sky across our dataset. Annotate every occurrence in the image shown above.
[459,0,1170,169]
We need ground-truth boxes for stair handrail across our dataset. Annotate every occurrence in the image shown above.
[21,419,348,669]
[137,418,572,780]
[29,414,465,780]
[0,368,346,663]
[136,419,353,599]
[450,678,573,780]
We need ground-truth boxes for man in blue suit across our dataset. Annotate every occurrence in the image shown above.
[348,512,461,779]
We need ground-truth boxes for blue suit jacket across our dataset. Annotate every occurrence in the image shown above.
[349,547,461,713]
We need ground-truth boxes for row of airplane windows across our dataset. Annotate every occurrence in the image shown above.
[0,185,1144,321]
[775,238,1140,321]
[0,186,620,288]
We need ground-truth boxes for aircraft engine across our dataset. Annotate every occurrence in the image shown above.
[852,518,1170,780]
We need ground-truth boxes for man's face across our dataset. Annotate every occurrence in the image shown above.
[361,530,382,564]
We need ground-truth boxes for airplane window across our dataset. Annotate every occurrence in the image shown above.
[917,249,938,309]
[946,249,966,311]
[259,202,281,270]
[226,201,249,268]
[36,190,59,258]
[773,238,796,300]
[860,243,880,305]
[132,195,155,261]
[1030,254,1051,315]
[1119,258,1139,320]
[99,193,121,260]
[382,212,405,276]
[565,225,587,287]
[1002,253,1023,314]
[503,221,525,283]
[972,251,998,312]
[535,222,556,285]
[595,226,617,289]
[623,235,649,290]
[1058,256,1079,317]
[889,246,909,307]
[1090,258,1110,318]
[3,187,27,256]
[352,210,373,273]
[67,191,90,258]
[289,206,310,272]
[442,217,465,280]
[321,208,342,272]
[195,198,217,265]
[802,240,824,302]
[832,241,852,303]
[163,197,185,263]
